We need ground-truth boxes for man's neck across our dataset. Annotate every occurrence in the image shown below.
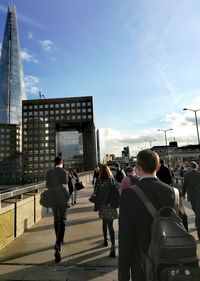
[56,164,63,168]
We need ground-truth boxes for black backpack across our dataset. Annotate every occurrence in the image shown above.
[115,169,124,183]
[131,186,200,281]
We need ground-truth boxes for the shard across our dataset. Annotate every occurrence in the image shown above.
[0,4,26,124]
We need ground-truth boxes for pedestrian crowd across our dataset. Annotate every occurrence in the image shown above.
[44,150,200,280]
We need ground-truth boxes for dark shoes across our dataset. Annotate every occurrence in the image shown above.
[109,245,116,258]
[54,249,61,263]
[103,239,108,247]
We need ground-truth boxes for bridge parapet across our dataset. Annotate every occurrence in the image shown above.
[0,171,93,250]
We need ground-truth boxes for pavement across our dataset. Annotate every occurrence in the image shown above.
[0,184,199,281]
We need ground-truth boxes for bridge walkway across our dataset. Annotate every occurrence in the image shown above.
[0,183,199,281]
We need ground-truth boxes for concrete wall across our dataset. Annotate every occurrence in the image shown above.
[0,202,15,250]
[0,171,93,250]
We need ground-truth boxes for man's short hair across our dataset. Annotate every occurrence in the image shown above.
[54,156,63,165]
[190,161,198,169]
[125,166,133,174]
[160,159,164,165]
[137,149,160,173]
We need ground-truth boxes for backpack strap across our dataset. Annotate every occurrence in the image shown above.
[173,187,179,214]
[130,185,157,218]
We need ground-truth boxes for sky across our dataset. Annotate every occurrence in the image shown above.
[0,0,200,159]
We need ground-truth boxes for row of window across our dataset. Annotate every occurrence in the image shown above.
[26,156,54,161]
[23,114,92,122]
[0,140,20,145]
[26,166,54,174]
[23,142,54,149]
[23,101,92,110]
[24,149,55,155]
[23,107,92,116]
[0,152,12,157]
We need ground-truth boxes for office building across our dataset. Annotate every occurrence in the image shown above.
[22,96,96,182]
[0,5,26,124]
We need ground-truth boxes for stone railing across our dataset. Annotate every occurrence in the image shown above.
[0,171,93,250]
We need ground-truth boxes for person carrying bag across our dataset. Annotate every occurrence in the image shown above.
[41,156,70,263]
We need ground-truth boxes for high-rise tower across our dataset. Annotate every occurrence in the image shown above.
[0,5,26,124]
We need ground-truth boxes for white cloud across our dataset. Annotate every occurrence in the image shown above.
[28,32,33,39]
[39,40,55,51]
[21,49,38,63]
[24,75,40,95]
[98,117,199,159]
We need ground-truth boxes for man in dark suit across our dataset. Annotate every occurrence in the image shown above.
[118,149,174,281]
[46,156,69,263]
[156,159,173,185]
[182,161,200,236]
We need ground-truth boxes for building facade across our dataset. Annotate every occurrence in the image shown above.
[0,5,26,125]
[0,124,22,183]
[22,96,96,183]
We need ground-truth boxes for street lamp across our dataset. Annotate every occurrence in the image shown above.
[144,139,156,148]
[183,108,200,146]
[157,128,173,164]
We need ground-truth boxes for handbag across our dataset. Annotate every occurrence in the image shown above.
[40,185,70,208]
[75,180,85,191]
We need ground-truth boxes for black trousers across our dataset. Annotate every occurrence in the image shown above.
[52,205,67,249]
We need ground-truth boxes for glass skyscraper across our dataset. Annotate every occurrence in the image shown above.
[0,5,26,124]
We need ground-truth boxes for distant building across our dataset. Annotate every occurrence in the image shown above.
[152,142,200,169]
[22,97,96,182]
[0,5,26,125]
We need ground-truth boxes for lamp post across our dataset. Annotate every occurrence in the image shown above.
[145,139,156,148]
[183,108,200,147]
[157,128,173,164]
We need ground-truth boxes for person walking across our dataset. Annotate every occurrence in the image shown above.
[118,149,175,280]
[46,156,69,263]
[95,164,118,258]
[182,161,200,236]
[68,168,79,205]
[156,159,173,185]
[120,166,139,192]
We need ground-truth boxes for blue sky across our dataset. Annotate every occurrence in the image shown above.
[0,0,200,158]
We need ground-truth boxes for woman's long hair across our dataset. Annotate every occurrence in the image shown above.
[99,164,113,180]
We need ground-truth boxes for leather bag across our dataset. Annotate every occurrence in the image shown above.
[40,185,70,208]
[75,180,85,191]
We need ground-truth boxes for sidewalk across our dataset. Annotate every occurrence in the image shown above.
[0,184,199,281]
[0,185,118,281]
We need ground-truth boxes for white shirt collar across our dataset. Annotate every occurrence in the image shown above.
[139,175,157,181]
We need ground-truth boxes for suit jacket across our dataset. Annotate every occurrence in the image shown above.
[156,164,173,185]
[46,166,68,189]
[182,169,200,202]
[118,177,174,281]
